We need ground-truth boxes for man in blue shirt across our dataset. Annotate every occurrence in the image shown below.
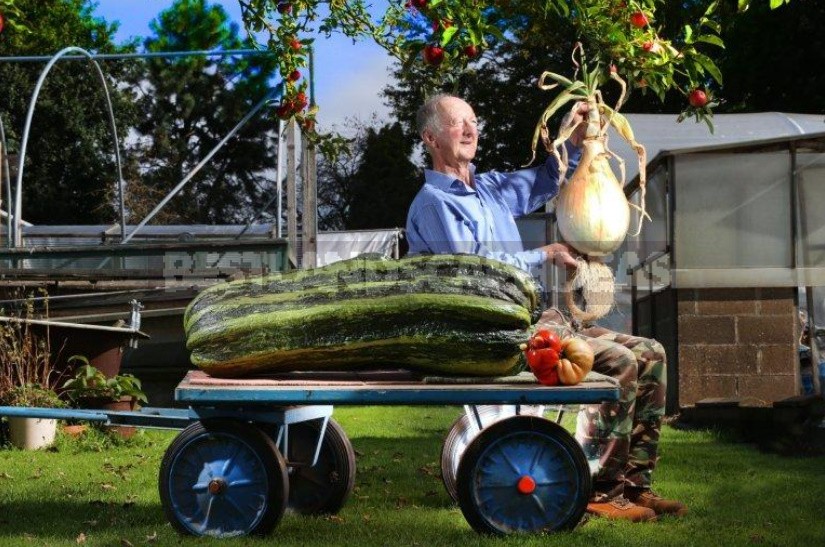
[406,93,686,522]
[406,94,579,273]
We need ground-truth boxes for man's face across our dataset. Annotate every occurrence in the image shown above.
[425,97,479,165]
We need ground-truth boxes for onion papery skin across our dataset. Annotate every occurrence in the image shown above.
[556,139,630,257]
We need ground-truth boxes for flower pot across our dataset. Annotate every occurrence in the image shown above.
[62,424,88,438]
[7,416,58,450]
[47,325,129,379]
[97,395,137,439]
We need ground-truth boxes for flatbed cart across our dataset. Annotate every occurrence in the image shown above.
[1,369,619,538]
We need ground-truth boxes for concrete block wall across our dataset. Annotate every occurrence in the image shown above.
[677,288,799,407]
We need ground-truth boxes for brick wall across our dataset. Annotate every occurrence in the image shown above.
[677,288,799,407]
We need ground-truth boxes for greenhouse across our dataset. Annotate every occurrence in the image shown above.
[531,112,825,411]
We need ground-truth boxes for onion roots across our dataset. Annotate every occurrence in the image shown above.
[564,258,615,322]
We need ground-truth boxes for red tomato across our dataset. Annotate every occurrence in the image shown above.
[538,348,559,367]
[533,329,562,353]
[533,363,560,386]
[526,347,560,386]
[546,332,562,353]
[530,333,548,349]
[525,349,542,369]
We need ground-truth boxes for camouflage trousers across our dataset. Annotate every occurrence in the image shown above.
[536,309,667,498]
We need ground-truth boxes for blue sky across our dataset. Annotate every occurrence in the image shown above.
[91,0,393,131]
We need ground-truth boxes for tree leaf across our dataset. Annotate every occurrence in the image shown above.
[692,52,724,85]
[485,23,507,43]
[683,24,694,44]
[440,26,459,47]
[696,34,725,48]
[700,18,721,34]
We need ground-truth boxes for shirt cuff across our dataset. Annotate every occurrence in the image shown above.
[564,140,582,170]
[520,249,548,270]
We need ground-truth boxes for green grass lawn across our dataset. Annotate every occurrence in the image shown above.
[1,406,825,546]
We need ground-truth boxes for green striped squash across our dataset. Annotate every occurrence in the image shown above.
[185,254,541,377]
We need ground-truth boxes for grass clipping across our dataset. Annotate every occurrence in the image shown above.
[564,258,614,323]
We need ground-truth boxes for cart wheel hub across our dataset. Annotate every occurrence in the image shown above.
[208,478,227,495]
[516,475,536,495]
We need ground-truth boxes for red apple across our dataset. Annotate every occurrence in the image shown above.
[0,13,5,34]
[630,11,648,28]
[423,44,444,65]
[294,92,308,111]
[288,69,301,82]
[412,0,427,8]
[463,44,478,58]
[688,89,708,108]
[275,103,291,119]
[277,2,292,14]
[289,37,302,51]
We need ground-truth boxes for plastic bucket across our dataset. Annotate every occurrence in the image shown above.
[7,417,57,450]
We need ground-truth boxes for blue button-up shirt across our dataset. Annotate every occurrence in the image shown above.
[406,151,580,273]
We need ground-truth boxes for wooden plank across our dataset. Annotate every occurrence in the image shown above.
[175,370,619,406]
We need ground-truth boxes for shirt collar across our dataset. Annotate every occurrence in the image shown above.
[424,165,478,194]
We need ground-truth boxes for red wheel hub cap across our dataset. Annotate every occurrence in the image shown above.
[208,478,227,495]
[516,475,536,495]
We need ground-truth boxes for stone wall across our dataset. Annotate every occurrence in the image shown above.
[677,288,799,407]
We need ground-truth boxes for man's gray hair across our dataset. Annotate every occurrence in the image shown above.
[416,92,456,137]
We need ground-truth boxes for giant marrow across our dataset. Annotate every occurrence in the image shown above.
[185,254,541,377]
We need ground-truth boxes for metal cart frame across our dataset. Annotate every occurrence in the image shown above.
[1,369,619,538]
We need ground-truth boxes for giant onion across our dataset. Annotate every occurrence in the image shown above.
[529,45,649,322]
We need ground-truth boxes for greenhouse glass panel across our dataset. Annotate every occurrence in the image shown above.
[599,237,633,334]
[650,253,671,293]
[628,166,668,263]
[796,152,825,268]
[674,152,792,268]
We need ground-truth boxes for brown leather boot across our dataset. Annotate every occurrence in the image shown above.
[586,495,657,522]
[626,489,688,517]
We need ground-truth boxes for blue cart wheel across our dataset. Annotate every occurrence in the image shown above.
[441,406,544,504]
[159,419,289,538]
[286,418,356,515]
[455,415,590,535]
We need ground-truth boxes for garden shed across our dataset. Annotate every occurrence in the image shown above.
[528,112,825,412]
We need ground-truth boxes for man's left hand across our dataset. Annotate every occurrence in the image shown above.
[542,242,579,270]
[567,102,589,148]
